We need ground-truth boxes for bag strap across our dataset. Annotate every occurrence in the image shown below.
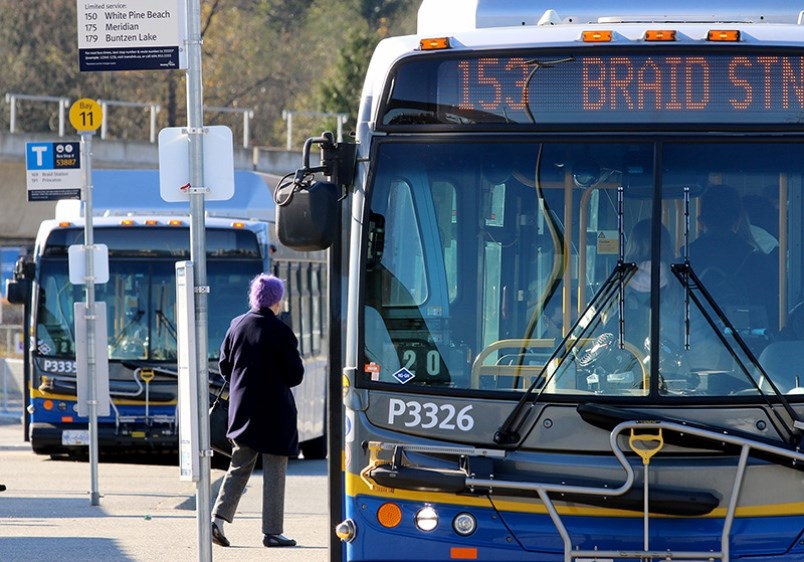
[210,380,228,409]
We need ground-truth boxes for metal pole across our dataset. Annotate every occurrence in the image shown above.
[7,95,16,134]
[100,102,108,140]
[59,99,68,137]
[186,0,212,560]
[150,105,159,143]
[81,130,100,506]
[285,111,293,150]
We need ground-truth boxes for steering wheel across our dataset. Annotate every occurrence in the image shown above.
[576,333,648,391]
[577,332,616,367]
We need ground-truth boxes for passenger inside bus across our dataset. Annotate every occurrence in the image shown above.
[689,185,778,341]
[622,219,681,349]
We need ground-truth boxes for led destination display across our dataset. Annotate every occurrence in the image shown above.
[382,51,804,126]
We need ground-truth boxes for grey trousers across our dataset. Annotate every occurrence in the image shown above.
[211,440,288,535]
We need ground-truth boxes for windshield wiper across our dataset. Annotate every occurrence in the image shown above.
[494,259,637,445]
[671,261,803,447]
[674,187,802,446]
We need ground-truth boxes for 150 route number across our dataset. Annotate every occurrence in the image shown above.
[388,398,474,431]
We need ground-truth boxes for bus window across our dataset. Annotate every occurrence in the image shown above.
[381,179,427,306]
[431,181,458,303]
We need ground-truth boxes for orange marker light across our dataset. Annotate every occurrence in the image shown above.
[708,30,740,42]
[144,219,159,225]
[645,30,676,42]
[376,502,403,528]
[120,219,135,226]
[420,37,450,50]
[450,547,478,560]
[582,30,613,42]
[43,399,54,411]
[168,219,184,226]
[231,222,245,229]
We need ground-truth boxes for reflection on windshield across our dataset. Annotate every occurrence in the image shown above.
[362,140,804,400]
[36,260,257,364]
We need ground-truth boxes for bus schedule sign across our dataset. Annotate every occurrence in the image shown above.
[77,0,187,71]
[25,142,82,202]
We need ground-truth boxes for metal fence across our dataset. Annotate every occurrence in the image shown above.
[0,358,23,418]
[5,92,255,148]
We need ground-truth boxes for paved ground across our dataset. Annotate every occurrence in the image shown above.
[0,417,331,562]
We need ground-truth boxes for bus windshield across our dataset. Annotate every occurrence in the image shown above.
[362,139,804,399]
[36,258,259,364]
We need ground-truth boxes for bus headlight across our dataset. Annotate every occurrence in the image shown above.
[452,513,477,536]
[414,506,438,532]
[335,518,356,542]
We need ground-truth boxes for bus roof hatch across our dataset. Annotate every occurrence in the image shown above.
[417,0,804,35]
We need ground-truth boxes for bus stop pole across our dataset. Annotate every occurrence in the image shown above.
[185,1,212,560]
[80,130,100,506]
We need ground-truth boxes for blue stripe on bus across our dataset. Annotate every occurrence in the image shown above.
[346,494,804,561]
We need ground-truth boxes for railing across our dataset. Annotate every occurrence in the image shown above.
[0,357,23,418]
[98,99,161,143]
[5,93,70,137]
[282,109,348,150]
[5,92,255,148]
[207,106,254,149]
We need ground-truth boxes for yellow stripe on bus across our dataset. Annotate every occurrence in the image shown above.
[345,471,804,519]
[30,387,177,406]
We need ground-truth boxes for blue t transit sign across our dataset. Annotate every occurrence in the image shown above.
[25,142,82,201]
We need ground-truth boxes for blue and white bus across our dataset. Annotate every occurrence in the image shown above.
[8,169,327,459]
[279,1,804,560]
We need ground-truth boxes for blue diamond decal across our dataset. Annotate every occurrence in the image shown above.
[392,368,415,384]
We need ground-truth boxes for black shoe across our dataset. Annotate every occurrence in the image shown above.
[263,534,296,547]
[211,522,230,547]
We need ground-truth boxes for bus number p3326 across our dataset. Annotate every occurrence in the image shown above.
[388,398,474,431]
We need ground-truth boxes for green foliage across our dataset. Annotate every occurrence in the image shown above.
[0,0,419,146]
[315,26,378,130]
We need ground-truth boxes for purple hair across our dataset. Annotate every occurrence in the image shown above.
[248,274,284,310]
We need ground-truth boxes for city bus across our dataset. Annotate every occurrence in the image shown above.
[8,169,327,460]
[277,1,804,560]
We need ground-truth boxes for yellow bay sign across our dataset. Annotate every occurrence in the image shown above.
[69,98,103,132]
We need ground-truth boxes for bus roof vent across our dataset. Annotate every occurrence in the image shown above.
[417,0,804,34]
[55,200,83,222]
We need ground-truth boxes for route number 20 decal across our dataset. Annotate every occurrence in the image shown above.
[388,398,474,431]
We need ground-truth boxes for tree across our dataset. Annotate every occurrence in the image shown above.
[0,0,419,146]
[314,26,377,132]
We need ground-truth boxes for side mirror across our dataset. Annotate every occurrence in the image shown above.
[6,279,28,304]
[276,180,339,251]
[6,256,33,304]
[274,131,356,251]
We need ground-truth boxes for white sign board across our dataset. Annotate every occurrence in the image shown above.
[77,0,187,71]
[176,261,199,481]
[75,302,111,418]
[68,244,110,285]
[26,142,82,202]
[158,126,235,202]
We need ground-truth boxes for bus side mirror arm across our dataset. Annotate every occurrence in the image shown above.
[303,131,357,191]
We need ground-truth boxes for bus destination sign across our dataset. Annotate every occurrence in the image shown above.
[382,51,804,126]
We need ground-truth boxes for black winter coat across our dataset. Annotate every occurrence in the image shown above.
[219,307,304,456]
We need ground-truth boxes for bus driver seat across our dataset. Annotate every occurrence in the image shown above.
[757,341,804,394]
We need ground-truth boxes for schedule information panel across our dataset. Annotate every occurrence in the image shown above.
[77,0,187,71]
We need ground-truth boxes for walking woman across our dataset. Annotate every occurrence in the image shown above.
[211,273,304,548]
